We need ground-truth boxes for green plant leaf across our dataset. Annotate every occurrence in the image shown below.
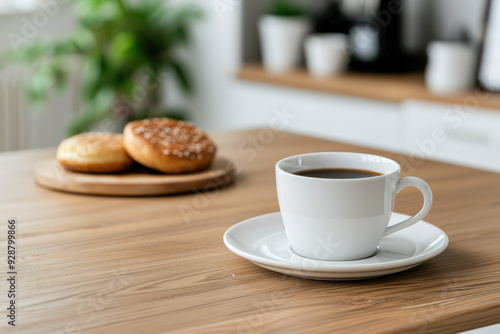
[129,107,189,122]
[47,59,69,93]
[160,107,188,121]
[52,39,78,56]
[160,5,203,47]
[76,0,122,28]
[109,32,141,70]
[72,29,95,53]
[26,67,54,103]
[81,55,102,99]
[169,58,192,95]
[66,88,115,135]
[267,0,308,17]
[16,39,52,63]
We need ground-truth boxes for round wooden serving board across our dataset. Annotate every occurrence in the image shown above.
[34,157,236,196]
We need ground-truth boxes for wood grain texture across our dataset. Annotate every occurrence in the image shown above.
[238,64,500,110]
[1,129,500,333]
[34,157,235,196]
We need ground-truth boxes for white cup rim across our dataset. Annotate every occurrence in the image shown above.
[276,152,401,181]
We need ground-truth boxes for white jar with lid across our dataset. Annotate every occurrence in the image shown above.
[425,41,477,94]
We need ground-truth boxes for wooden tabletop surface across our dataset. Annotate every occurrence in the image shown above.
[1,129,500,333]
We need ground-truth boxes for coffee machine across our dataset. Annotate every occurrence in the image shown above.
[345,0,411,72]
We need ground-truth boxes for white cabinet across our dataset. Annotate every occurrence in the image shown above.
[401,100,500,172]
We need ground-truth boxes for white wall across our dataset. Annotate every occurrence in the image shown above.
[429,0,488,42]
[0,3,76,150]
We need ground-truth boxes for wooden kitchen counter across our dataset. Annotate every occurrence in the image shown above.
[1,129,499,333]
[238,64,500,110]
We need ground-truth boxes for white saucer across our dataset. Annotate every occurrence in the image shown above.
[223,212,448,280]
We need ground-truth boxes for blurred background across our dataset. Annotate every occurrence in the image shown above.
[1,0,500,173]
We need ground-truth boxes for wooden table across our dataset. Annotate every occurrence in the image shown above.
[1,129,500,333]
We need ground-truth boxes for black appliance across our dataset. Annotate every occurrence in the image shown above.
[347,0,411,72]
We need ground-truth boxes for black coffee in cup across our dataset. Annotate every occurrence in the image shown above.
[294,168,382,179]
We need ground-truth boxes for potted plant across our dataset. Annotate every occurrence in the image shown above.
[0,0,202,135]
[259,0,310,73]
[305,33,349,78]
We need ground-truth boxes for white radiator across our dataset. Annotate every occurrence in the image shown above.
[0,73,30,152]
[0,62,82,152]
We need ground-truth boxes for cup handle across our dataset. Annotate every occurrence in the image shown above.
[383,177,433,237]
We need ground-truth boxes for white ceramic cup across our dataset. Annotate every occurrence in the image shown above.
[276,152,433,261]
[425,41,477,94]
[305,34,349,78]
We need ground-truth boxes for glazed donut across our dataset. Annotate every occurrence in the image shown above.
[123,118,217,173]
[57,132,134,173]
